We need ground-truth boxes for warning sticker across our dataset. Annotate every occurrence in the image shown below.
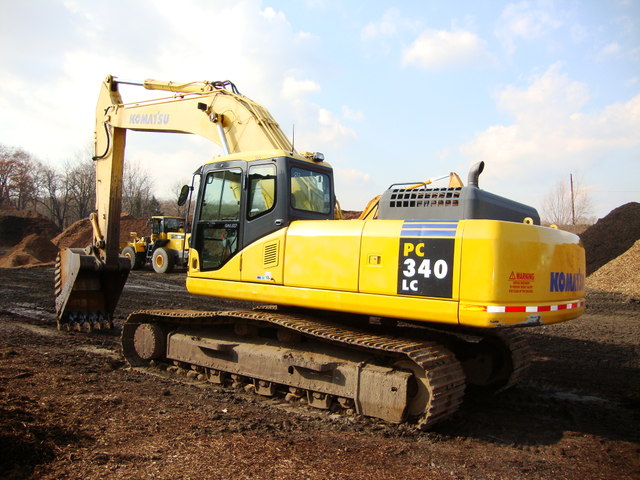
[508,271,535,294]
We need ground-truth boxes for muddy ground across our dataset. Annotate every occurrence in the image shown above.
[0,266,638,480]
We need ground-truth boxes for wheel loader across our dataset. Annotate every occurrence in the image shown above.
[54,76,585,428]
[121,216,188,273]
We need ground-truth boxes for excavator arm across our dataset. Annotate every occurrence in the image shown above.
[55,75,295,330]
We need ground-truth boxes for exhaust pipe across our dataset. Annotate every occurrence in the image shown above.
[467,161,485,188]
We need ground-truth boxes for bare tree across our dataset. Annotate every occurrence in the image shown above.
[122,159,156,218]
[66,153,96,221]
[37,163,71,229]
[159,179,191,217]
[541,175,593,225]
[0,144,41,210]
[0,144,17,206]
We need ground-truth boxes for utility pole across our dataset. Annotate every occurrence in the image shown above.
[570,173,575,225]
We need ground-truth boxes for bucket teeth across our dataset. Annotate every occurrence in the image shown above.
[54,248,129,331]
[56,310,113,333]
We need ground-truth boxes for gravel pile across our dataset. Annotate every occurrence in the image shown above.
[0,233,58,268]
[587,239,640,299]
[52,214,150,249]
[0,209,60,249]
[580,202,640,275]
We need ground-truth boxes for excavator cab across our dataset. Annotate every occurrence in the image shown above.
[189,155,334,272]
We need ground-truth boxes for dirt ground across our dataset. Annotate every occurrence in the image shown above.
[0,267,638,480]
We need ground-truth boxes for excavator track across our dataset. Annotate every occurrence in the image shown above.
[489,329,532,392]
[122,309,466,429]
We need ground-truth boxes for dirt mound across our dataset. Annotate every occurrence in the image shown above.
[341,210,362,220]
[586,239,640,298]
[0,233,59,268]
[579,202,640,275]
[51,218,92,249]
[0,211,60,249]
[52,215,150,249]
[121,216,151,241]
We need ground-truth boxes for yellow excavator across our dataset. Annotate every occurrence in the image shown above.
[54,75,585,428]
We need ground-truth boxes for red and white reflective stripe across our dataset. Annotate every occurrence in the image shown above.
[486,300,585,313]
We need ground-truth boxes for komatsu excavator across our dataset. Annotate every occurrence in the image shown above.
[55,75,585,428]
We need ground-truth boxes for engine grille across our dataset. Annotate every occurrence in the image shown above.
[387,187,462,209]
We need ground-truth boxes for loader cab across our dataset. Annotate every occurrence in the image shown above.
[191,155,334,272]
[150,216,184,240]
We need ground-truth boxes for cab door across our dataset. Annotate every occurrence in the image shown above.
[192,166,244,272]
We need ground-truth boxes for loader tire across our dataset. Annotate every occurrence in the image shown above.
[122,246,143,270]
[152,247,175,274]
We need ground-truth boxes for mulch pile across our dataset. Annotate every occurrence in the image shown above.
[580,202,640,275]
[0,213,149,268]
[52,214,150,250]
[0,209,60,249]
[587,239,640,298]
[0,233,59,268]
[341,210,362,220]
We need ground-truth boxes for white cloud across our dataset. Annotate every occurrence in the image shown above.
[402,29,491,70]
[461,64,640,183]
[335,167,371,183]
[315,108,357,145]
[261,6,286,21]
[0,0,350,191]
[496,62,590,120]
[360,8,420,56]
[281,76,321,100]
[495,1,563,54]
[333,166,374,211]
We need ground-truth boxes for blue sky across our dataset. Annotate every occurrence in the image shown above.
[1,0,638,219]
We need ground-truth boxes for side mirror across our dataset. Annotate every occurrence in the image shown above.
[177,185,190,207]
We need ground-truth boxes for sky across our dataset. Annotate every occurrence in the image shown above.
[0,0,638,220]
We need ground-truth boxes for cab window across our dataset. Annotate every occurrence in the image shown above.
[196,168,242,271]
[164,218,183,232]
[290,167,331,214]
[200,169,242,221]
[248,164,276,219]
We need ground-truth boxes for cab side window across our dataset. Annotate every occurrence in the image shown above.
[290,167,331,214]
[248,164,276,219]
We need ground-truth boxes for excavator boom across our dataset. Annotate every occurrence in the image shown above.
[56,75,296,329]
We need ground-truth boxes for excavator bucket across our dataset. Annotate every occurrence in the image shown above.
[54,247,130,331]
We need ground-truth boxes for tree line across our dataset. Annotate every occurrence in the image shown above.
[0,143,188,230]
[2,142,592,231]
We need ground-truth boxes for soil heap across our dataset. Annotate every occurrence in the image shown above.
[587,239,640,298]
[579,202,640,275]
[341,210,362,220]
[0,209,60,250]
[52,214,151,250]
[0,233,59,268]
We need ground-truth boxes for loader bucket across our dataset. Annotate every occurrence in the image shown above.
[54,247,130,331]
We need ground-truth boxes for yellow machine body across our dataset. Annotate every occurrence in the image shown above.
[187,216,584,329]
